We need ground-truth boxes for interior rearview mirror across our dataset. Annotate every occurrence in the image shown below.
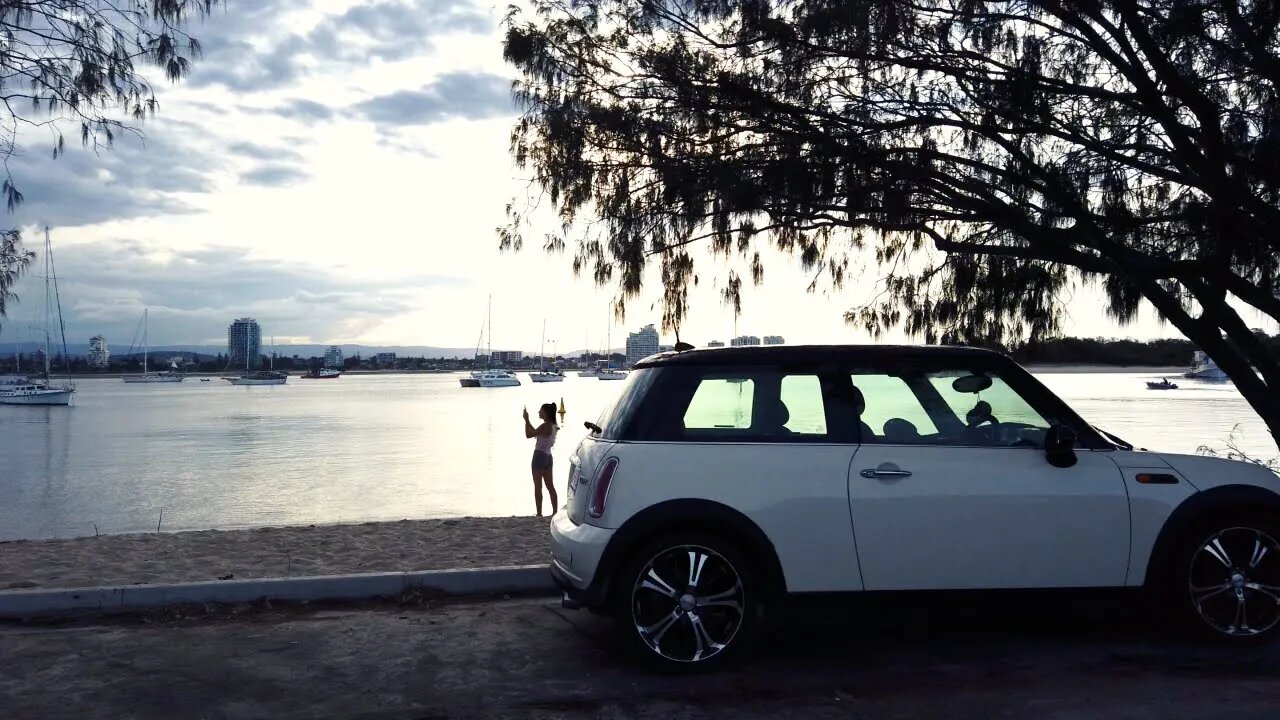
[952,374,993,394]
[1044,425,1078,468]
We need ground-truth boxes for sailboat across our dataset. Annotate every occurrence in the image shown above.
[597,315,626,380]
[460,295,519,387]
[577,330,598,377]
[0,228,75,405]
[225,335,288,385]
[122,309,184,383]
[529,320,564,383]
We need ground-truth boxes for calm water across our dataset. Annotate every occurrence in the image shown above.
[0,371,1274,540]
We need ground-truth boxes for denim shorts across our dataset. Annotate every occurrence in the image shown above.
[531,450,553,472]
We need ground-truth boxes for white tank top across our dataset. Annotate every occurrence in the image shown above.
[535,424,558,453]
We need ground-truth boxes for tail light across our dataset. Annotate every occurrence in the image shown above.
[588,458,619,518]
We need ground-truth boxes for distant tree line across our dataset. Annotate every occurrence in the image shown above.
[962,333,1280,368]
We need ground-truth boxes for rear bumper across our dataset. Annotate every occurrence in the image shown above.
[548,509,614,609]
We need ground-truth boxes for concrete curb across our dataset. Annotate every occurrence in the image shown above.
[0,564,557,620]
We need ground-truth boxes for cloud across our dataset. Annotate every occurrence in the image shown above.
[187,0,494,93]
[353,71,513,126]
[226,141,304,162]
[7,240,470,347]
[239,164,308,186]
[3,123,219,228]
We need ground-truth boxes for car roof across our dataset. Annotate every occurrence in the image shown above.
[632,344,1010,368]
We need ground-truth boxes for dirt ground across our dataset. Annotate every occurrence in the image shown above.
[2,595,1278,719]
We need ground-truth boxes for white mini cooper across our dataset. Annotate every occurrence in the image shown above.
[549,345,1280,669]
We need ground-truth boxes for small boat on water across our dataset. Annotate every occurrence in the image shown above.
[225,370,288,386]
[529,320,564,382]
[474,369,521,387]
[1,229,75,406]
[301,368,341,379]
[199,378,212,382]
[461,295,521,387]
[1184,350,1229,380]
[122,309,184,383]
[1146,378,1178,390]
[226,337,287,385]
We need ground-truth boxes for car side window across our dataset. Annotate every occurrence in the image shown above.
[683,378,754,429]
[780,375,828,434]
[641,367,833,442]
[926,370,1051,447]
[850,373,939,442]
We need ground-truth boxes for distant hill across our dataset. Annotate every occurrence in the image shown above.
[0,342,480,359]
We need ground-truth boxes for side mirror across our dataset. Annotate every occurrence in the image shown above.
[1044,425,1077,468]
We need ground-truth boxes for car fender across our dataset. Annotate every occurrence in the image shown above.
[1143,484,1280,587]
[584,499,787,608]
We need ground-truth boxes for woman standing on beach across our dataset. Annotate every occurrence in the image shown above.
[523,403,559,516]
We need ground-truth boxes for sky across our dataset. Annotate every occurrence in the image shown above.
[0,0,1275,355]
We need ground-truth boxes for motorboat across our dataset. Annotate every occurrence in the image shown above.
[598,369,627,381]
[301,368,341,379]
[475,369,521,387]
[1184,350,1229,380]
[1146,378,1178,390]
[529,369,565,383]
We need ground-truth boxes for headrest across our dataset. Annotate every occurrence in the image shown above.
[883,418,920,443]
[850,385,866,416]
[756,398,790,431]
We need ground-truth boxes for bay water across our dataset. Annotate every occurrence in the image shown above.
[0,371,1274,541]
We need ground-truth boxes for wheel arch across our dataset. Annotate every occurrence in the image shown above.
[1143,484,1280,588]
[586,499,787,608]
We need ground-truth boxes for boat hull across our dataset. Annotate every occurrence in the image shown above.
[478,376,521,387]
[225,377,287,386]
[597,372,627,380]
[0,388,74,405]
[458,377,481,387]
[122,375,184,383]
[529,373,565,383]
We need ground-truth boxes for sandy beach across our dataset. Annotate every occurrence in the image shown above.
[0,517,549,591]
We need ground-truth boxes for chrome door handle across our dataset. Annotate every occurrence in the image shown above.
[860,468,912,479]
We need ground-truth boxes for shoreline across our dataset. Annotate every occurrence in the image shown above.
[0,517,549,591]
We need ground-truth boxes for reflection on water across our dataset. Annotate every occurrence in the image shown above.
[0,372,1273,540]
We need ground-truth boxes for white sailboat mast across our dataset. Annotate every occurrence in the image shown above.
[143,308,149,374]
[43,230,51,377]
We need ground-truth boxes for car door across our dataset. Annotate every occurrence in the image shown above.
[845,365,1131,591]
[618,363,865,593]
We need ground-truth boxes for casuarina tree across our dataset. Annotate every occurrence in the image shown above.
[502,0,1280,449]
[0,0,219,317]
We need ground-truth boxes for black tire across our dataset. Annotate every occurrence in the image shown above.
[613,531,758,671]
[1163,509,1280,643]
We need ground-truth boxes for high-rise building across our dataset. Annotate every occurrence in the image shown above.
[730,335,761,347]
[227,318,262,370]
[324,345,344,368]
[626,324,660,366]
[487,350,523,366]
[375,352,397,366]
[87,335,110,369]
[707,340,725,347]
[763,335,785,345]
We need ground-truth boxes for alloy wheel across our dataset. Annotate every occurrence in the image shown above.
[630,544,745,663]
[1188,526,1280,637]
